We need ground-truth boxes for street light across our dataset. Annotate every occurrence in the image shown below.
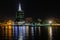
[48,20,52,24]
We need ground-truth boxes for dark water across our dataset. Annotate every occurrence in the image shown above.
[0,25,60,40]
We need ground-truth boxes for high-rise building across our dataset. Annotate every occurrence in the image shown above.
[16,3,24,22]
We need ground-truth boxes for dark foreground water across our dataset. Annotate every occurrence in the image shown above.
[0,25,60,40]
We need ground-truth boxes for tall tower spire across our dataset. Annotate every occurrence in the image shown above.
[16,2,24,22]
[18,3,22,11]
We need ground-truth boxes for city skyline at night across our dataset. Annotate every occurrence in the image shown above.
[0,0,60,40]
[0,0,60,20]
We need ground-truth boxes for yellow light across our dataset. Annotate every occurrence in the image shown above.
[6,20,13,38]
[26,26,29,36]
[48,27,52,40]
[8,25,12,38]
[7,20,13,25]
[52,24,60,26]
[9,26,12,29]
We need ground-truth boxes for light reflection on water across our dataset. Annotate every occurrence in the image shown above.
[19,26,26,40]
[48,27,52,40]
[13,26,52,40]
[13,25,19,40]
[1,25,59,40]
[13,26,29,40]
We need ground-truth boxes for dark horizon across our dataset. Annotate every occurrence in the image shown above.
[0,0,60,20]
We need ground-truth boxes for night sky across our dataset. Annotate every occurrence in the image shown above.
[0,0,60,20]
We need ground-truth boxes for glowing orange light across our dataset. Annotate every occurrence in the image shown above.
[6,20,13,25]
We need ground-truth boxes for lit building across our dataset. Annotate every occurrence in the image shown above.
[16,3,24,22]
[13,3,25,40]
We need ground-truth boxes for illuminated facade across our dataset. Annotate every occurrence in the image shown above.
[16,3,24,22]
[0,2,60,40]
[13,3,25,40]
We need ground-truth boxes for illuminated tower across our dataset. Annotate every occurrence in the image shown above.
[16,3,24,22]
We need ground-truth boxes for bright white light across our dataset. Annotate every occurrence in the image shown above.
[49,21,52,24]
[19,26,23,40]
[50,27,52,36]
[18,3,21,11]
[18,36,23,40]
[49,27,52,40]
